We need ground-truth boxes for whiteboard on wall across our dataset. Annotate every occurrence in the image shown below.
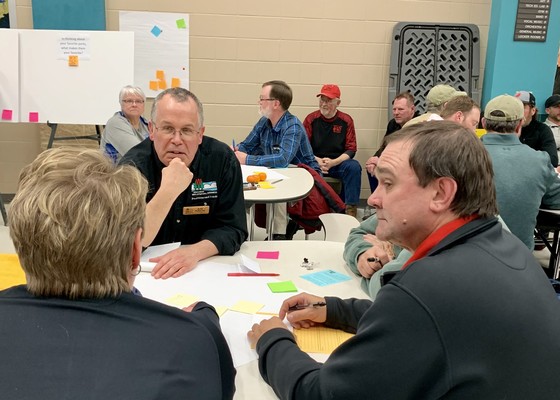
[19,29,134,124]
[119,11,189,97]
[0,29,19,123]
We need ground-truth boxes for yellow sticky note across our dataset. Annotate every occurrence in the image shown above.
[171,77,181,88]
[258,181,274,189]
[158,79,168,90]
[165,293,199,308]
[0,254,26,290]
[214,305,228,317]
[68,55,79,67]
[156,70,165,80]
[293,326,354,354]
[475,128,486,138]
[229,300,264,314]
[149,80,158,91]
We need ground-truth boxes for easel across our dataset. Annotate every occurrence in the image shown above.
[46,122,103,149]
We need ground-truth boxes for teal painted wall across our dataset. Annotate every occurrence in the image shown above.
[482,0,559,112]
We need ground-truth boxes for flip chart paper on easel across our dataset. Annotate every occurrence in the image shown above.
[120,11,190,96]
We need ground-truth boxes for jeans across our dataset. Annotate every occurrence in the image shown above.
[325,159,362,205]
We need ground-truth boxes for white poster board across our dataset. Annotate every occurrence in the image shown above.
[119,11,189,97]
[0,29,19,123]
[18,29,134,124]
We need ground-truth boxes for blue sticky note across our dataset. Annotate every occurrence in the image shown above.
[151,25,162,37]
[300,270,352,287]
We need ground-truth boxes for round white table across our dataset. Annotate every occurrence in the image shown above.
[243,167,314,240]
[135,240,368,400]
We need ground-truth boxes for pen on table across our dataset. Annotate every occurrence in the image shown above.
[288,302,327,311]
[270,179,283,184]
[227,272,279,277]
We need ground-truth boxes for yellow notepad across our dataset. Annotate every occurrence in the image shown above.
[293,326,354,354]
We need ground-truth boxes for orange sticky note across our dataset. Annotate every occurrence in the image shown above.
[68,55,79,66]
[171,77,181,88]
[149,80,158,90]
[156,70,165,80]
[158,79,168,90]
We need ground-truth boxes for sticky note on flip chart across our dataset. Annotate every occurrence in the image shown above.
[1,109,13,121]
[151,26,162,37]
[68,55,79,66]
[149,80,158,91]
[171,77,181,88]
[156,70,165,80]
[176,18,187,29]
[158,79,168,90]
[28,112,39,123]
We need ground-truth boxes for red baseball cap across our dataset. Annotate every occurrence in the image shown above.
[317,84,341,99]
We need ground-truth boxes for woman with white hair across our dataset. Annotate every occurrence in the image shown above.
[100,85,150,163]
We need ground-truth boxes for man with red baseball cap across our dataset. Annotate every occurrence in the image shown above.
[303,84,362,218]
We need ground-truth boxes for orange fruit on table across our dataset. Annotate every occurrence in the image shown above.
[247,175,259,184]
[258,172,267,182]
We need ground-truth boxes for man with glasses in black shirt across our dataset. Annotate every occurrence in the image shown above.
[121,88,247,278]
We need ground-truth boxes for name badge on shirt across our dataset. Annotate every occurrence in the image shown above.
[183,205,210,215]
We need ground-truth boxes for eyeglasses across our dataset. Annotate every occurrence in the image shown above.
[259,98,277,102]
[154,125,200,137]
[122,99,145,104]
[319,97,337,104]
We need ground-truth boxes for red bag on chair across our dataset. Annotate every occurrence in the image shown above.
[253,164,345,234]
[287,164,346,234]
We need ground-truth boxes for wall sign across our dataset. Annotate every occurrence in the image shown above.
[514,0,551,42]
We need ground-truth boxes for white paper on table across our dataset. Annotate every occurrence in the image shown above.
[134,260,302,367]
[238,254,261,273]
[140,242,181,272]
[241,165,289,182]
[220,312,293,368]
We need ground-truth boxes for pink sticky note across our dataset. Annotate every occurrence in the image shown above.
[256,251,280,260]
[1,109,13,121]
[29,112,39,123]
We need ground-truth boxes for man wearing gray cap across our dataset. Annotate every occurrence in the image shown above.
[403,84,467,127]
[481,94,560,249]
[544,94,560,159]
[515,90,558,166]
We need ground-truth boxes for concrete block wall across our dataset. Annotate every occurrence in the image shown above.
[0,0,491,196]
